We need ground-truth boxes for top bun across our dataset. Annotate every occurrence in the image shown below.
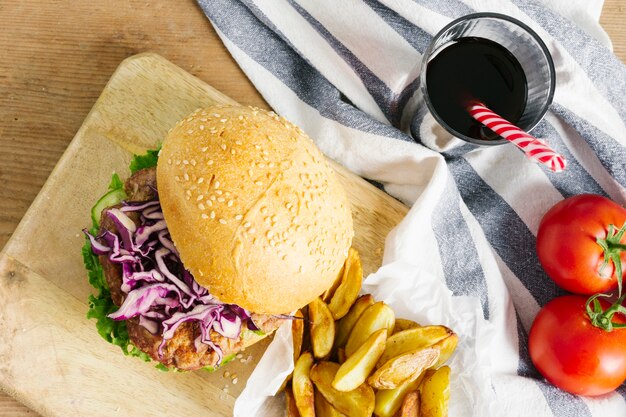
[157,104,354,314]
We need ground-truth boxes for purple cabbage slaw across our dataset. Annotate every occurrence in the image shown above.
[84,199,259,365]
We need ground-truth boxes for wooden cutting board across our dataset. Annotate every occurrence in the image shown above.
[0,53,408,417]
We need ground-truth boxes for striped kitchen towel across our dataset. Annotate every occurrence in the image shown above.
[196,1,626,416]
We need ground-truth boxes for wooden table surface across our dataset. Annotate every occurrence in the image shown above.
[1,1,624,416]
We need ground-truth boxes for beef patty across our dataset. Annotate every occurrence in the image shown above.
[98,167,282,371]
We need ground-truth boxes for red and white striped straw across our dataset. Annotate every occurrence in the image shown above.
[467,101,566,173]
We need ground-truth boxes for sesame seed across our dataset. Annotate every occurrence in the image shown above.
[184,173,189,181]
[198,203,205,210]
[260,207,268,214]
[235,214,243,220]
[213,113,221,117]
[210,195,216,201]
[255,181,263,186]
[175,160,181,165]
[186,190,191,196]
[190,159,196,166]
[214,181,220,189]
[249,227,256,233]
[221,144,227,151]
[235,140,243,145]
[183,160,189,165]
[216,190,223,195]
[175,176,181,182]
[167,158,172,164]
[238,115,243,120]
[208,160,214,165]
[210,211,216,219]
[270,240,276,247]
[223,371,230,378]
[231,149,236,155]
[207,200,213,207]
[217,197,225,202]
[199,125,205,131]
[286,203,292,209]
[220,118,227,123]
[243,222,251,228]
[201,214,208,219]
[227,200,234,207]
[201,118,207,122]
[254,145,261,150]
[201,147,208,152]
[232,378,238,385]
[198,178,204,184]
[187,129,194,134]
[268,163,275,168]
[219,218,227,224]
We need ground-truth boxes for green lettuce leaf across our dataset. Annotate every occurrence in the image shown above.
[108,173,124,191]
[129,148,160,174]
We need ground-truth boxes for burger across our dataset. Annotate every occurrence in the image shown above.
[82,104,354,371]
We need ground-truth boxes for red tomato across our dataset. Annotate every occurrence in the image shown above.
[537,194,626,294]
[529,295,626,396]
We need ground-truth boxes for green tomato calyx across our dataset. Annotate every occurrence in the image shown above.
[596,222,626,297]
[586,293,626,331]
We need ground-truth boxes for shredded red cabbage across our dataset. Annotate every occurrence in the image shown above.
[84,199,258,365]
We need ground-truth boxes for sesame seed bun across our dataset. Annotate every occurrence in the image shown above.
[156,104,354,314]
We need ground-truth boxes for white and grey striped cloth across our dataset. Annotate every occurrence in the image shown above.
[197,1,626,416]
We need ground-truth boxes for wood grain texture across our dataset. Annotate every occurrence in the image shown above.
[0,0,624,415]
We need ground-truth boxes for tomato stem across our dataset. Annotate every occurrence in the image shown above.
[595,222,626,298]
[586,293,626,331]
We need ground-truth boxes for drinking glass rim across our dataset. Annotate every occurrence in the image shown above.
[419,12,556,146]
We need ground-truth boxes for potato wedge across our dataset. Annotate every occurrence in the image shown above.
[333,328,387,392]
[345,301,395,357]
[286,386,302,417]
[374,372,426,417]
[315,389,347,417]
[378,325,454,367]
[398,390,419,417]
[393,318,421,334]
[322,260,346,302]
[337,348,346,364]
[293,352,315,417]
[292,309,305,361]
[310,361,375,417]
[309,298,336,359]
[368,347,439,390]
[432,332,458,368]
[328,248,363,320]
[420,366,450,417]
[334,294,375,351]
